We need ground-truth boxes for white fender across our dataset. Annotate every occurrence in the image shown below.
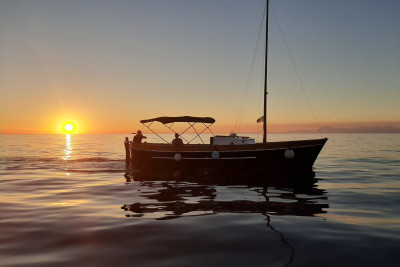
[212,151,220,159]
[284,149,295,159]
[174,153,182,161]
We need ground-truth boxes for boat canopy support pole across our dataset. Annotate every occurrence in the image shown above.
[174,122,214,144]
[188,122,204,144]
[186,122,215,144]
[142,122,170,144]
[141,121,215,145]
[163,122,191,144]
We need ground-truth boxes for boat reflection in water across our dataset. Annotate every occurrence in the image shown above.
[122,169,328,219]
[122,170,328,266]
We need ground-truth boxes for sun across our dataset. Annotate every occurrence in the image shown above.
[62,122,76,134]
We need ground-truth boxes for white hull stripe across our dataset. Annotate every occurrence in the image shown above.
[152,157,257,160]
[134,143,322,153]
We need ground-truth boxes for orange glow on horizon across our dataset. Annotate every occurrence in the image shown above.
[0,119,399,135]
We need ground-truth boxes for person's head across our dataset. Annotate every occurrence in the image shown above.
[137,130,142,135]
[175,133,179,138]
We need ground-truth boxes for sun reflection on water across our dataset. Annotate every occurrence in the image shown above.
[51,200,89,207]
[62,134,72,160]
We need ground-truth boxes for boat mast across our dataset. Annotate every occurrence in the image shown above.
[263,0,269,143]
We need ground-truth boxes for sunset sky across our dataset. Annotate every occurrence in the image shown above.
[1,0,399,134]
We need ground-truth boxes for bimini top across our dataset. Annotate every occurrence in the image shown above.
[140,116,215,124]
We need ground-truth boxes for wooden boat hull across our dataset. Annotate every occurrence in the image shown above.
[129,138,327,173]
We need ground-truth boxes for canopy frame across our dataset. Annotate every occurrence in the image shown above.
[140,116,216,144]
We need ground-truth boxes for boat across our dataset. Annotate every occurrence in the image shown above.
[125,0,327,173]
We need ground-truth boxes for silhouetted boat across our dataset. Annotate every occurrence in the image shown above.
[125,0,327,173]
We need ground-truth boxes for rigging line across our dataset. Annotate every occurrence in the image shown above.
[270,3,323,136]
[234,1,267,134]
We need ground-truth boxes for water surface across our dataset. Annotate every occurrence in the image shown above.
[1,134,399,266]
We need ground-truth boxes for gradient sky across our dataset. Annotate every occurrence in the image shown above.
[1,0,399,134]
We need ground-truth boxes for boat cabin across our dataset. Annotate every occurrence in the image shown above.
[211,134,255,145]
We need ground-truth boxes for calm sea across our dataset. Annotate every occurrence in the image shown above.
[1,134,399,267]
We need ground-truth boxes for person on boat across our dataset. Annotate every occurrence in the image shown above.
[133,130,147,144]
[172,133,184,145]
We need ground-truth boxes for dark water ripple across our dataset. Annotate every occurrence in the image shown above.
[1,134,400,266]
